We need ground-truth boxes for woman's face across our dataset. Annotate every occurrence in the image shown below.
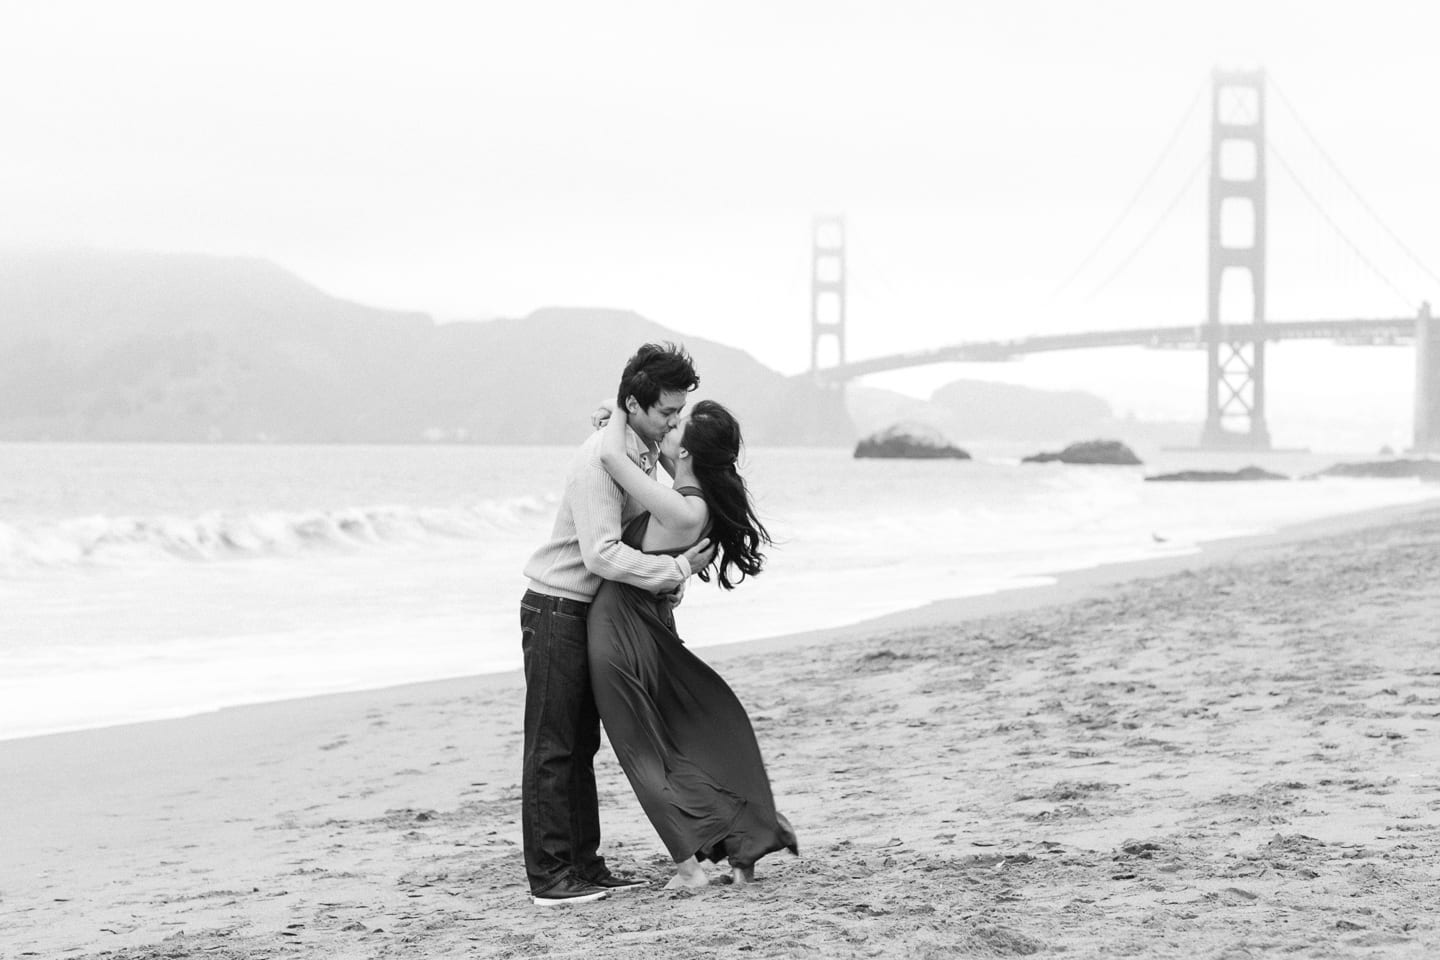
[660,415,689,462]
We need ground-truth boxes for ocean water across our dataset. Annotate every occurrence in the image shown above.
[2,441,1437,741]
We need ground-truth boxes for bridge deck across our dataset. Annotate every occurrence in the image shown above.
[812,318,1417,382]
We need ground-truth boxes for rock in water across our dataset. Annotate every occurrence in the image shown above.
[854,423,971,460]
[1145,466,1288,482]
[1022,439,1141,465]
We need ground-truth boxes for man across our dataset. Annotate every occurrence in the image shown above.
[520,342,716,906]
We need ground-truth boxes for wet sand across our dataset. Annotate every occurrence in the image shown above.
[3,501,1439,958]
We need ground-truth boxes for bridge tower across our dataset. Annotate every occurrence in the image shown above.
[1202,69,1271,449]
[1416,302,1440,453]
[810,215,847,380]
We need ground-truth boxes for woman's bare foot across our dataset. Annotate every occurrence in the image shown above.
[665,856,709,889]
[731,864,756,885]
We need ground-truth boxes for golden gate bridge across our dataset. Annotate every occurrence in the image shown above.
[802,69,1440,453]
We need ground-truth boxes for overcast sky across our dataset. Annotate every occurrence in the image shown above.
[4,0,1438,440]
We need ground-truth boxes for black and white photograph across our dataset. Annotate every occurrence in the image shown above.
[3,1,1439,956]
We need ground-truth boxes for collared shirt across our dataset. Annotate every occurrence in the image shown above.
[523,426,690,602]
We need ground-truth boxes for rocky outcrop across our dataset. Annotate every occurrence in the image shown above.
[1145,466,1288,482]
[1311,459,1440,481]
[1022,439,1141,466]
[854,423,971,460]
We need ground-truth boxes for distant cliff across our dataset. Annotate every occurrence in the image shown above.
[0,249,852,445]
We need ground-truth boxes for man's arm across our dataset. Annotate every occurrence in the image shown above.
[570,455,698,592]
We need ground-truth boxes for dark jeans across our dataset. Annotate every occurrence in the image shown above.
[520,589,607,894]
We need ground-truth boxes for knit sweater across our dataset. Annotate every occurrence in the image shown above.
[523,427,691,602]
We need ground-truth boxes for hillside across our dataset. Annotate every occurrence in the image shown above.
[0,250,852,445]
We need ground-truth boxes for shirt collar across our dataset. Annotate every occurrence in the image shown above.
[626,425,658,472]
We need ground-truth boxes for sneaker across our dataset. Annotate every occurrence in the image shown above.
[585,871,649,892]
[531,875,610,907]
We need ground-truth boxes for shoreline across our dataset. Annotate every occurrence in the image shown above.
[4,497,1440,957]
[7,495,1437,748]
[706,494,1440,662]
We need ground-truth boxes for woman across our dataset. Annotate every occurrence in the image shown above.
[587,398,797,888]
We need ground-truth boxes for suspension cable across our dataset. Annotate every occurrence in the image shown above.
[1082,150,1208,304]
[1269,74,1440,291]
[1050,84,1206,301]
[1267,137,1414,309]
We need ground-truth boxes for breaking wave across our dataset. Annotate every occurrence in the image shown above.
[0,495,554,570]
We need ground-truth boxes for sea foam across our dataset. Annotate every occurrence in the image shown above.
[0,495,554,570]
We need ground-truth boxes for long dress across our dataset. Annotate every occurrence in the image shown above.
[587,493,797,871]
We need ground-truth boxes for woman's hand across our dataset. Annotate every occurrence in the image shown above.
[591,398,621,430]
[598,398,631,473]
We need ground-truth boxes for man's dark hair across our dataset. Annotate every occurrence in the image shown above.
[616,342,700,411]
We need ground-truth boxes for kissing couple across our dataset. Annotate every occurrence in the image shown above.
[519,342,797,905]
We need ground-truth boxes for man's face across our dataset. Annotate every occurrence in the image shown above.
[627,389,688,445]
[658,414,690,462]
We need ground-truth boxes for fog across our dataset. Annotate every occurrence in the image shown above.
[3,0,1438,440]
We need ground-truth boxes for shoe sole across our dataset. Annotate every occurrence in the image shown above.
[531,890,609,906]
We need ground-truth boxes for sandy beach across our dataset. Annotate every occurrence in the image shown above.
[4,501,1439,959]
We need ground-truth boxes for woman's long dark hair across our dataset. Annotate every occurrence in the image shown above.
[683,400,771,590]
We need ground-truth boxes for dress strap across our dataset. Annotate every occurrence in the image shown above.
[673,485,706,499]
